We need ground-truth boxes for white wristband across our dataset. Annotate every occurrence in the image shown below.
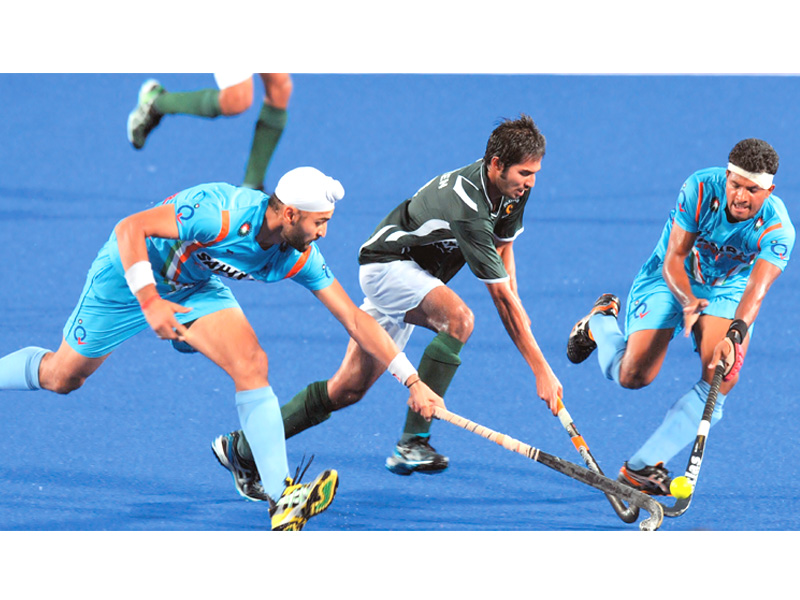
[124,261,157,295]
[387,352,418,386]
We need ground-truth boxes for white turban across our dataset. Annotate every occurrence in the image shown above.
[274,167,344,212]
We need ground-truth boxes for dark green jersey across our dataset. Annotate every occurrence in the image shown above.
[358,160,529,283]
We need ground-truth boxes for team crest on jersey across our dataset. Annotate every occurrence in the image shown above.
[755,217,764,230]
[710,197,720,212]
[238,222,252,237]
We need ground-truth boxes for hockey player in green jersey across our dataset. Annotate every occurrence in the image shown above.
[214,114,563,492]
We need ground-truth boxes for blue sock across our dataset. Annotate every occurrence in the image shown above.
[589,313,626,384]
[0,347,50,390]
[628,380,726,470]
[235,386,290,499]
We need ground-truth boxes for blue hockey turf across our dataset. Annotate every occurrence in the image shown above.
[1,74,798,539]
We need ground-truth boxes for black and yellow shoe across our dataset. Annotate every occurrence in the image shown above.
[270,469,339,531]
[566,293,620,364]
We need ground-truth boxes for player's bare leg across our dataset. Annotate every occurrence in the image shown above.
[693,314,751,394]
[615,328,674,390]
[37,339,109,394]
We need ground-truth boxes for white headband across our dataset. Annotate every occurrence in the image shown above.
[274,166,344,212]
[727,163,774,190]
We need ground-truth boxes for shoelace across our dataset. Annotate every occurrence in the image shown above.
[290,453,315,485]
[269,454,318,514]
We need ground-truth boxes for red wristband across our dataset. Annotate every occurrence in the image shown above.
[140,295,159,311]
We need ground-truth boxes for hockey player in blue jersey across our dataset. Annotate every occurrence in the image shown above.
[0,166,445,529]
[566,138,794,495]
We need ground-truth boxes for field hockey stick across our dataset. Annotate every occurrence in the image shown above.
[555,398,640,524]
[661,359,726,518]
[433,407,664,531]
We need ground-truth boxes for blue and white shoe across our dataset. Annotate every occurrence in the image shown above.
[385,435,449,476]
[211,431,270,502]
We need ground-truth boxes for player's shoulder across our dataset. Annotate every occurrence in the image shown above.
[683,166,727,189]
[441,159,492,213]
[762,193,795,236]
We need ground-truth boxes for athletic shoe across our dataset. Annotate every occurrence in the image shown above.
[211,431,270,502]
[270,469,339,531]
[127,79,166,149]
[618,461,672,496]
[566,293,621,364]
[385,435,449,476]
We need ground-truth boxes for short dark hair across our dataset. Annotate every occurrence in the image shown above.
[268,193,285,211]
[728,138,779,175]
[484,114,546,169]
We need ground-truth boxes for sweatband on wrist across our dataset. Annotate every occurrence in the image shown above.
[727,319,748,345]
[124,261,156,295]
[388,352,418,386]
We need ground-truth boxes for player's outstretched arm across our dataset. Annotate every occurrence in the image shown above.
[486,279,562,414]
[312,279,445,419]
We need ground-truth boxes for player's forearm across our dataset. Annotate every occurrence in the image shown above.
[346,307,402,368]
[662,253,696,307]
[492,289,550,377]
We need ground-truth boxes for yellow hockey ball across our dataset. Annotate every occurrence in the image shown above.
[670,476,693,499]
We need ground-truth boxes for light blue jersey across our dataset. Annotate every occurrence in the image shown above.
[64,183,335,357]
[654,167,794,286]
[626,167,794,338]
[107,183,334,292]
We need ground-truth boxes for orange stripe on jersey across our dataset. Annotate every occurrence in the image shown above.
[174,210,231,278]
[284,247,312,279]
[757,223,782,250]
[695,182,704,224]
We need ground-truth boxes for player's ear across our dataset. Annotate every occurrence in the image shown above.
[490,156,504,172]
[283,205,297,224]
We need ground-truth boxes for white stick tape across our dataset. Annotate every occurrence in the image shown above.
[124,260,157,295]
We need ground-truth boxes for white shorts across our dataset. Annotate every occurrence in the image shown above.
[213,72,253,90]
[358,261,444,350]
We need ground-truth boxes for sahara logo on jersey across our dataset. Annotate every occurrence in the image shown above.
[694,236,754,265]
[195,251,253,280]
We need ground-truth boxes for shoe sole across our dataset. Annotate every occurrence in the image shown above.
[566,294,620,364]
[385,455,449,476]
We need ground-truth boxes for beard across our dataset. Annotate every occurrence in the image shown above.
[283,225,312,252]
